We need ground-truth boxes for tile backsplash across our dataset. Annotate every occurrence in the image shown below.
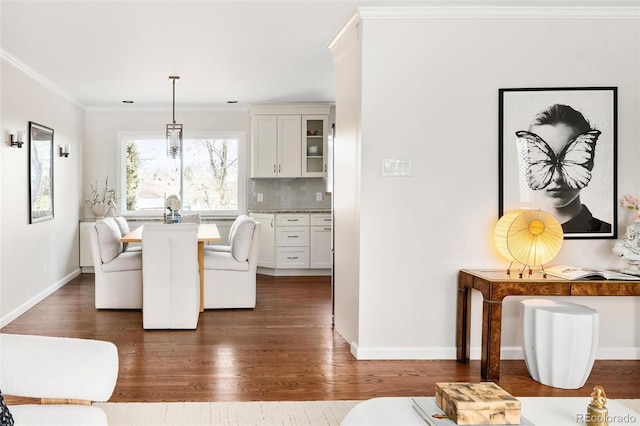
[248,178,331,210]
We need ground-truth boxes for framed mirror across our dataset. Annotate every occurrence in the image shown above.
[29,121,54,223]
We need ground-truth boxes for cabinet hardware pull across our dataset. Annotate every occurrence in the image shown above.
[324,227,331,231]
[273,164,276,173]
[288,219,299,222]
[287,256,299,260]
[287,235,299,238]
[279,165,281,173]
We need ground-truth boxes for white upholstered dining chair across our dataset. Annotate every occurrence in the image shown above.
[180,213,201,224]
[204,214,247,253]
[89,218,143,309]
[203,217,261,309]
[141,224,200,329]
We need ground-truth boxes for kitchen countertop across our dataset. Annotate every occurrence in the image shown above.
[248,209,331,214]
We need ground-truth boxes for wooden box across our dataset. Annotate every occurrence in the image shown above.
[435,382,521,425]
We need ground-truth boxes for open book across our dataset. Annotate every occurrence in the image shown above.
[546,265,640,281]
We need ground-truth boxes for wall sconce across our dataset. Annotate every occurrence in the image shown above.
[494,209,563,278]
[59,144,70,158]
[9,131,24,148]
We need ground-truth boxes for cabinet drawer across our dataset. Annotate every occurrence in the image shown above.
[276,214,310,227]
[310,214,332,227]
[276,227,309,246]
[276,247,310,269]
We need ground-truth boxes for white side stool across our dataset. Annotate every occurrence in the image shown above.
[520,299,599,389]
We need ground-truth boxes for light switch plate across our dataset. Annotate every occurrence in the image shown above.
[316,192,323,201]
[257,193,263,202]
[381,159,412,177]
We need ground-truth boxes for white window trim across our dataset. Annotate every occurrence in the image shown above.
[117,130,246,218]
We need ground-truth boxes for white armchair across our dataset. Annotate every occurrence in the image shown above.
[203,217,261,309]
[0,333,118,426]
[180,213,201,224]
[142,224,200,329]
[204,214,246,253]
[89,218,143,309]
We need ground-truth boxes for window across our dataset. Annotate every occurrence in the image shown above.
[119,131,245,217]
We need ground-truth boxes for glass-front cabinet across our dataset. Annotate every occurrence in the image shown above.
[250,103,332,178]
[302,115,328,177]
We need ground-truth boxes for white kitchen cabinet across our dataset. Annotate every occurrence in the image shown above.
[275,213,310,268]
[79,221,95,272]
[301,115,329,178]
[277,115,302,177]
[250,103,332,179]
[251,212,331,273]
[310,214,332,269]
[251,115,278,178]
[250,213,276,268]
[276,247,310,269]
[250,115,301,178]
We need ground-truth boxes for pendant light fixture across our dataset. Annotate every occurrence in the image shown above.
[166,76,183,159]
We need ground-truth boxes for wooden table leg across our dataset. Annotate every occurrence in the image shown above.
[456,285,471,363]
[480,299,503,380]
[198,241,204,312]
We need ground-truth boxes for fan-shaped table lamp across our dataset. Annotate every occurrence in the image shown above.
[494,209,563,278]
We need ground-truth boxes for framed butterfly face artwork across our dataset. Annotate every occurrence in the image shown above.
[499,87,617,239]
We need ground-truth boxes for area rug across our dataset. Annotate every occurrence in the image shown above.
[95,399,640,426]
[94,400,361,426]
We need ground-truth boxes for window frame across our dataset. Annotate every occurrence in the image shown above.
[117,130,246,218]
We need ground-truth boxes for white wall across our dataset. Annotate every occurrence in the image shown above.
[331,19,362,345]
[1,61,84,325]
[83,108,250,218]
[331,6,640,360]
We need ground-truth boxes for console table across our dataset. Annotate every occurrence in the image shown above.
[456,269,640,380]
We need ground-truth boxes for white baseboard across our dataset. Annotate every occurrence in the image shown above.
[350,344,640,361]
[0,268,81,328]
[257,267,331,277]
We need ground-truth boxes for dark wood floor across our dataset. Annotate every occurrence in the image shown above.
[2,273,639,403]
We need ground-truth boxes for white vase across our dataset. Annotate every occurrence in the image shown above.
[91,202,110,219]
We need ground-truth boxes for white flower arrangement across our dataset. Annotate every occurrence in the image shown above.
[621,194,640,211]
[85,177,117,209]
[621,194,640,223]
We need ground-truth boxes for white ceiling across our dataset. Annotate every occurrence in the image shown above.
[0,0,385,109]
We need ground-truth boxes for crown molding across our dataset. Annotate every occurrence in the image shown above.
[0,48,85,109]
[356,2,640,20]
[329,2,639,53]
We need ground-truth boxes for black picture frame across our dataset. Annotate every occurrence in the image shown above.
[29,121,54,223]
[499,87,617,239]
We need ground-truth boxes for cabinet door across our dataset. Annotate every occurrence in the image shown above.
[275,226,309,247]
[277,115,302,177]
[250,213,275,268]
[79,221,94,267]
[276,213,310,227]
[301,115,328,177]
[310,226,332,268]
[251,115,278,178]
[276,247,310,269]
